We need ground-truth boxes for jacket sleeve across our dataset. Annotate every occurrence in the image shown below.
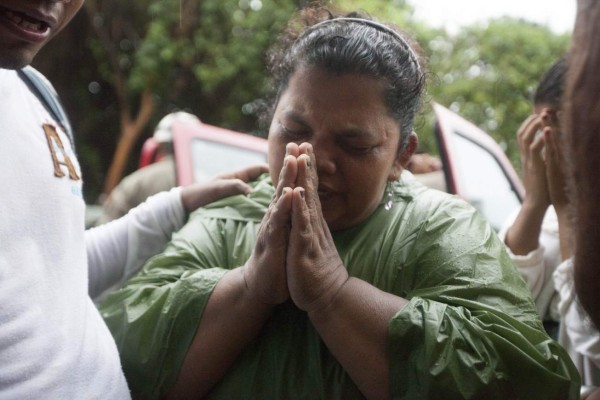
[388,198,580,399]
[99,209,258,399]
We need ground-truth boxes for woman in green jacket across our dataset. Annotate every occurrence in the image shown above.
[100,5,579,399]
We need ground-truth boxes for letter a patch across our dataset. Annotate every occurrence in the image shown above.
[43,123,80,181]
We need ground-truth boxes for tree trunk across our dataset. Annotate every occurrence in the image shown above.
[102,89,155,195]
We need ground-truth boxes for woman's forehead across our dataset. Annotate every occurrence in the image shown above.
[273,67,401,141]
[280,66,388,115]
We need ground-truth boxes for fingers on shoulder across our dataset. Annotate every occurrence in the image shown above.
[220,179,253,196]
[217,163,269,181]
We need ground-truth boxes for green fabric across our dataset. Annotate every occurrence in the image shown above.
[100,174,580,399]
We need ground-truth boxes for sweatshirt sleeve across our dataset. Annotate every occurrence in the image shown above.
[86,187,186,302]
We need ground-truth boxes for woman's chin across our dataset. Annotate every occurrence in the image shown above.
[323,213,353,232]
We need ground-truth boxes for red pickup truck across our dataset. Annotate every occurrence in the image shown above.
[137,102,523,231]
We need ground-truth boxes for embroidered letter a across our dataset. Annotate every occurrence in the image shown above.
[43,123,80,181]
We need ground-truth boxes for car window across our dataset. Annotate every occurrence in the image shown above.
[432,103,523,232]
[190,138,267,182]
[448,131,521,231]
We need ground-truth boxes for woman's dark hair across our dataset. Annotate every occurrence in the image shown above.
[263,4,427,152]
[533,57,568,109]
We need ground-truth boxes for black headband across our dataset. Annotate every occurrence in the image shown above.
[301,17,421,72]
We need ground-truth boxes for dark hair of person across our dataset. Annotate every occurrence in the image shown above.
[533,57,568,109]
[262,4,427,153]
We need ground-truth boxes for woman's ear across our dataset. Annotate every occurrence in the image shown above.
[389,132,418,180]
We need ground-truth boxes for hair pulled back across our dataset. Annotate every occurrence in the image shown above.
[264,4,427,151]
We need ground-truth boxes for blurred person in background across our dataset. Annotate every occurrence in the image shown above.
[566,0,600,333]
[564,0,600,397]
[406,151,442,174]
[500,56,600,397]
[499,58,569,340]
[98,111,197,224]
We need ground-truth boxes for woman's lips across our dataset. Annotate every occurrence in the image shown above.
[318,191,330,200]
[317,187,336,201]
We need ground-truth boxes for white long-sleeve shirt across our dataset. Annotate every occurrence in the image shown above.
[498,207,561,322]
[554,258,600,393]
[499,204,600,393]
[87,187,185,303]
[0,68,186,399]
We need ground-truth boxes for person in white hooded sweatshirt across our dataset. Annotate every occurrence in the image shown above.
[0,1,266,398]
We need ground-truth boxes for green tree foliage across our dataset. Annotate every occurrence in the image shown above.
[424,18,569,168]
[35,0,570,200]
[85,0,303,194]
[37,0,302,201]
[127,0,302,131]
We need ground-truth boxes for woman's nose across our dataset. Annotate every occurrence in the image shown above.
[311,142,336,175]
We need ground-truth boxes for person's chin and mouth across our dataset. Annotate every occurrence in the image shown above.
[0,4,56,68]
[318,190,355,232]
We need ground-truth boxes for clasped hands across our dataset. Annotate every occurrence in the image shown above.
[517,108,567,210]
[244,142,349,313]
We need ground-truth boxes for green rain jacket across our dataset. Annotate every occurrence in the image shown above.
[100,174,580,400]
